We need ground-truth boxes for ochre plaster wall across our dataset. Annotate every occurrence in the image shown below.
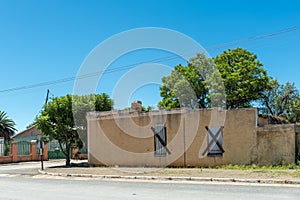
[87,109,297,167]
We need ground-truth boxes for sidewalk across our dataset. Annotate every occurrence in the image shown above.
[39,160,300,185]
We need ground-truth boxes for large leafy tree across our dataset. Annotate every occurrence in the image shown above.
[213,48,271,109]
[72,93,113,147]
[159,53,216,109]
[261,81,300,123]
[0,111,17,140]
[159,49,271,110]
[35,93,113,166]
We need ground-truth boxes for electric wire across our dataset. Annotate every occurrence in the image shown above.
[0,26,299,94]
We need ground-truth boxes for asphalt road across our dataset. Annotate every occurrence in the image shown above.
[0,161,300,200]
[0,160,64,175]
[1,176,300,200]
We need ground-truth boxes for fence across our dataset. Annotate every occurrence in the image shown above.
[0,138,3,156]
[0,139,10,156]
[47,140,88,159]
[0,141,48,164]
[48,140,65,159]
[48,150,65,159]
[17,141,31,155]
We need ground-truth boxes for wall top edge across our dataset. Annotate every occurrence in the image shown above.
[257,124,297,131]
[86,108,257,120]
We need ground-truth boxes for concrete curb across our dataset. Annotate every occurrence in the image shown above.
[38,169,300,185]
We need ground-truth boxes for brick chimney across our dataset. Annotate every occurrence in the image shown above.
[131,100,142,111]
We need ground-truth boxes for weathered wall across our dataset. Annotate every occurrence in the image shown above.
[256,125,295,166]
[88,110,186,166]
[0,156,12,164]
[258,115,269,127]
[185,109,257,167]
[87,108,298,167]
[295,125,300,161]
[88,109,268,167]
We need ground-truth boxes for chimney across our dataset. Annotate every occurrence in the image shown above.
[131,100,142,111]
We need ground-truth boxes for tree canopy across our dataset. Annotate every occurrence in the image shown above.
[213,48,271,108]
[158,53,216,109]
[159,48,272,110]
[261,81,300,123]
[0,111,17,140]
[35,93,113,166]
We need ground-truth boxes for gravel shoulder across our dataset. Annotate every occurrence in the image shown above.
[43,160,300,181]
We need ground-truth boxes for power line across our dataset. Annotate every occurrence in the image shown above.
[0,26,299,94]
[206,26,300,50]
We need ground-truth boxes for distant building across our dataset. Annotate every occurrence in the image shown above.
[12,126,42,142]
[12,126,65,159]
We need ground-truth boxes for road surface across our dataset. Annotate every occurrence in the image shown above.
[0,161,299,200]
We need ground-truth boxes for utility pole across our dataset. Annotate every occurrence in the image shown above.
[40,89,50,170]
[40,141,44,170]
[45,89,50,104]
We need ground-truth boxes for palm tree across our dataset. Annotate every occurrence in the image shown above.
[0,111,17,140]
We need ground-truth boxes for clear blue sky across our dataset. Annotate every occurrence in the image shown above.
[0,0,299,131]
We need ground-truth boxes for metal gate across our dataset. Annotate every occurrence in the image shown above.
[17,141,30,155]
[0,137,4,156]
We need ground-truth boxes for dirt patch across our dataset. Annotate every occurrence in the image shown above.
[44,166,300,180]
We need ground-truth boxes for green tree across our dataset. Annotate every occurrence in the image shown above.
[142,105,155,111]
[159,53,216,109]
[0,111,17,140]
[262,81,300,123]
[72,93,113,146]
[213,48,271,109]
[35,93,113,166]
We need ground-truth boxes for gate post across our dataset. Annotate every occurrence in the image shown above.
[30,141,38,161]
[11,142,18,162]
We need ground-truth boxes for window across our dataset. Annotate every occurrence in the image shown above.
[152,124,168,156]
[203,126,224,157]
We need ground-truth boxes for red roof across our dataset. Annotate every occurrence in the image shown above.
[12,126,42,138]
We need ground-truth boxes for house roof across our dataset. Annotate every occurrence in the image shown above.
[12,125,42,139]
